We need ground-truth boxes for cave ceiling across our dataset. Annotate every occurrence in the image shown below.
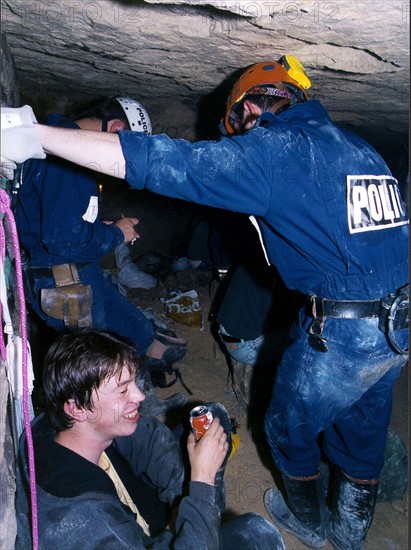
[1,0,409,156]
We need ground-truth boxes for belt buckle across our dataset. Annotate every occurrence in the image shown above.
[308,320,328,353]
[308,296,328,353]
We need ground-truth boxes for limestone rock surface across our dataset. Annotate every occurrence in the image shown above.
[1,0,409,151]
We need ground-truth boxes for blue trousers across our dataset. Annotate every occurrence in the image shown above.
[219,324,266,366]
[32,263,154,354]
[265,310,407,480]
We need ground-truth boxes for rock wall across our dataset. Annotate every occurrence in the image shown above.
[1,31,21,106]
[0,31,20,550]
[1,0,409,150]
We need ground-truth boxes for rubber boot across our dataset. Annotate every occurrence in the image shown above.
[328,469,379,550]
[264,473,328,548]
[137,366,187,418]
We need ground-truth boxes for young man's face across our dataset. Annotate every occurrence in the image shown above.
[230,100,263,135]
[85,365,145,442]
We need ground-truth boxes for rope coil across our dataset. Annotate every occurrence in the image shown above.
[0,187,38,550]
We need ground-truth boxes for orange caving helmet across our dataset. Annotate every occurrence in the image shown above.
[221,55,311,135]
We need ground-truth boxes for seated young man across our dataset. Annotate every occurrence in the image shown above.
[16,330,285,549]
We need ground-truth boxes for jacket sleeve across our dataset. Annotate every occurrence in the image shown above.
[113,417,185,507]
[17,486,219,550]
[22,157,124,262]
[24,489,174,549]
[173,482,220,550]
[119,130,272,216]
[112,420,221,549]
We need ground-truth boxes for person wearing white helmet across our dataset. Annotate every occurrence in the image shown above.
[73,96,152,134]
[10,96,188,419]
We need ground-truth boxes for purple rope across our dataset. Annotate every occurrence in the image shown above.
[0,217,6,360]
[0,188,38,550]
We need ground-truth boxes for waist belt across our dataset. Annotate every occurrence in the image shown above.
[307,285,409,355]
[310,297,381,319]
[219,332,242,344]
[31,263,88,282]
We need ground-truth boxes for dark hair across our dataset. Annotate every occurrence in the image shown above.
[42,330,139,431]
[72,97,131,130]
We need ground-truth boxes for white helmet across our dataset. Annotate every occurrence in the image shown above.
[115,97,152,135]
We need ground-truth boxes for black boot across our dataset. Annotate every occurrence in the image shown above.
[264,473,328,548]
[328,468,379,550]
[137,365,187,418]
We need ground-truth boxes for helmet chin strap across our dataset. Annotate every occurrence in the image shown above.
[269,98,292,115]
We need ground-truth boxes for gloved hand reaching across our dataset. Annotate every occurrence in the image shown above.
[1,105,46,167]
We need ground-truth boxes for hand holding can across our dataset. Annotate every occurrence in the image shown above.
[190,405,213,441]
[188,409,228,486]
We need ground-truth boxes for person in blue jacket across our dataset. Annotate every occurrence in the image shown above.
[16,330,285,549]
[12,96,188,418]
[3,54,409,549]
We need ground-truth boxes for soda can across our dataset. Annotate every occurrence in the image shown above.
[190,405,213,441]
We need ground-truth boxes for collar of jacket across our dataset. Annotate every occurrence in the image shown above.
[256,99,329,129]
[26,414,117,498]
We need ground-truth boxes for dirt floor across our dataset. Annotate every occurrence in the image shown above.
[123,266,409,550]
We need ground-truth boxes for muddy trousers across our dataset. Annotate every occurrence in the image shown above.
[32,264,155,353]
[264,315,407,479]
[264,315,406,548]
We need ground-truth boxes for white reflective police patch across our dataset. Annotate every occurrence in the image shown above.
[82,195,98,223]
[136,107,149,132]
[347,175,408,234]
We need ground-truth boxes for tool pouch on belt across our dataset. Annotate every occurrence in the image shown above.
[378,284,409,355]
[40,264,92,328]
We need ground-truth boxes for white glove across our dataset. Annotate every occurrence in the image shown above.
[1,105,46,164]
[0,155,17,180]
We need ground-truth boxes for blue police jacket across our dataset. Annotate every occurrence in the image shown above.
[15,114,124,267]
[119,100,408,300]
